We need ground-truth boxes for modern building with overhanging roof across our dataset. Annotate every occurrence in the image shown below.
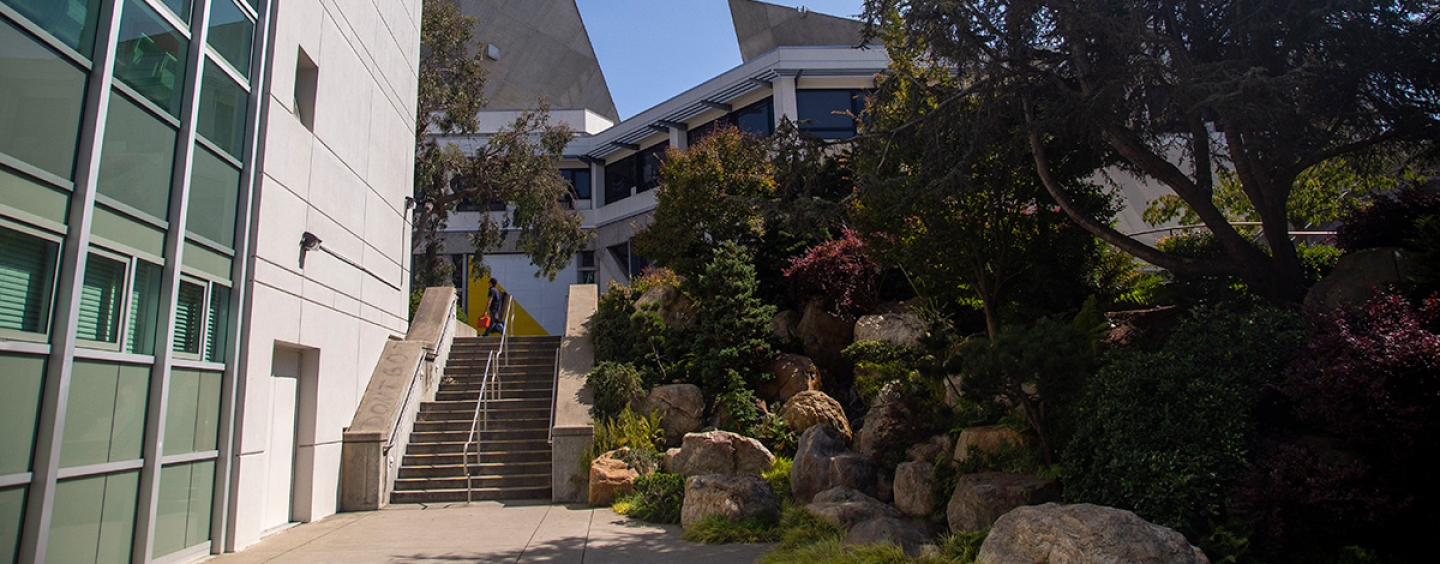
[1,0,420,561]
[429,0,888,336]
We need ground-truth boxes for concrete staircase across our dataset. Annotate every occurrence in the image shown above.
[391,335,561,503]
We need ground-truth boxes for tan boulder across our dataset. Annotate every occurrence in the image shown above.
[588,450,640,506]
[639,383,705,447]
[953,426,1025,464]
[778,391,851,442]
[760,353,823,403]
[669,430,775,476]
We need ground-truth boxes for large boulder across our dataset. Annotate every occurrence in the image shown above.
[853,313,926,349]
[1305,247,1411,312]
[588,450,640,506]
[778,391,851,441]
[953,426,1025,464]
[846,516,932,558]
[633,284,696,329]
[680,474,780,530]
[639,384,705,447]
[948,472,1062,533]
[669,430,775,477]
[977,503,1210,564]
[771,310,802,343]
[907,435,954,463]
[797,299,855,376]
[893,461,934,518]
[792,425,878,504]
[806,486,900,530]
[856,383,925,459]
[760,354,823,403]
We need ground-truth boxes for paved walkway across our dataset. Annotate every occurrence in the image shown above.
[203,501,773,564]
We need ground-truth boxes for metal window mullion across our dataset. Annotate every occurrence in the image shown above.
[19,0,125,560]
[134,0,213,561]
[217,0,273,552]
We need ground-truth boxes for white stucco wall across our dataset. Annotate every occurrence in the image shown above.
[228,0,420,552]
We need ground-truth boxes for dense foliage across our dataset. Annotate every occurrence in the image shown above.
[685,243,777,403]
[613,472,686,525]
[782,229,882,316]
[586,361,645,422]
[1234,292,1440,562]
[1062,305,1306,537]
[1336,186,1440,252]
[861,0,1440,302]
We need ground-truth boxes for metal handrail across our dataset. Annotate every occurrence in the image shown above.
[383,355,426,456]
[547,346,561,445]
[461,348,500,503]
[498,294,516,367]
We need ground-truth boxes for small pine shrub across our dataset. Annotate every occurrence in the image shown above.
[587,361,645,421]
[841,340,917,365]
[782,228,881,315]
[686,243,776,397]
[764,457,793,503]
[853,361,913,405]
[613,472,685,524]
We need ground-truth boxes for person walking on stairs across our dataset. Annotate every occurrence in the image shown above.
[482,278,507,337]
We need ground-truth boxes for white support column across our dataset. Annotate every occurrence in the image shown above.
[668,126,686,151]
[590,160,605,207]
[773,71,800,127]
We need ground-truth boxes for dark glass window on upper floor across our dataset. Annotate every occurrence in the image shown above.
[687,97,774,147]
[560,168,590,200]
[603,141,668,204]
[796,89,869,140]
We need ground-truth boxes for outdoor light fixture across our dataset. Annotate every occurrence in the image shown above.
[301,231,322,252]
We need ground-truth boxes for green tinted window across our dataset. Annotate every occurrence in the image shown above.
[61,361,147,468]
[154,460,213,556]
[0,485,24,564]
[113,0,188,116]
[47,471,138,564]
[0,352,45,475]
[125,260,162,354]
[156,0,191,23]
[173,280,204,354]
[97,92,177,220]
[76,253,124,344]
[204,285,228,362]
[206,0,252,77]
[197,61,249,159]
[0,225,57,334]
[0,0,101,58]
[186,146,240,247]
[0,17,88,180]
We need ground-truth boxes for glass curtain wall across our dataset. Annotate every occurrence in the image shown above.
[0,0,266,561]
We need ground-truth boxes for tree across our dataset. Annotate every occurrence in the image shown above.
[412,0,587,288]
[862,0,1440,302]
[852,25,1113,336]
[632,125,776,279]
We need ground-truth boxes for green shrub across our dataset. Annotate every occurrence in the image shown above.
[853,360,913,405]
[937,529,988,564]
[753,417,799,459]
[686,243,777,397]
[1062,303,1305,536]
[682,514,781,544]
[841,340,917,364]
[581,407,665,472]
[764,457,794,504]
[613,472,685,524]
[586,361,646,421]
[775,502,842,550]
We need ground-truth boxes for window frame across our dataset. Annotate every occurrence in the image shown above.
[0,219,62,342]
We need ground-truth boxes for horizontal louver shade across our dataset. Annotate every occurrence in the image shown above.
[76,253,125,343]
[127,261,162,354]
[0,227,57,333]
[204,285,228,362]
[173,281,204,354]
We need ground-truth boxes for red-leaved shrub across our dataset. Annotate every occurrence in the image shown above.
[1235,292,1440,559]
[782,228,880,315]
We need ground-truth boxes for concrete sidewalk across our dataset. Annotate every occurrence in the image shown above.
[203,501,773,564]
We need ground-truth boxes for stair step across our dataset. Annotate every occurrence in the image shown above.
[407,428,550,442]
[389,486,552,503]
[403,450,552,466]
[402,440,552,454]
[394,474,551,491]
[397,460,551,479]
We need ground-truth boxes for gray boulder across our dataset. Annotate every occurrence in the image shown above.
[680,474,780,530]
[639,384,705,447]
[807,486,900,530]
[856,383,923,458]
[893,461,934,518]
[853,313,926,349]
[977,503,1209,564]
[771,310,802,343]
[953,426,1025,464]
[846,516,932,558]
[1305,247,1411,312]
[797,299,854,375]
[948,472,1061,534]
[792,425,878,504]
[669,430,775,477]
[907,434,954,463]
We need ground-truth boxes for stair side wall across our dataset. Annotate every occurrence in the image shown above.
[552,284,598,503]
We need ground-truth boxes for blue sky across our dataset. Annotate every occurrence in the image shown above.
[575,0,868,119]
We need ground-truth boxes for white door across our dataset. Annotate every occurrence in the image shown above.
[262,349,300,531]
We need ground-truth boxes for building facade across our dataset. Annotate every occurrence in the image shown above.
[0,0,419,561]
